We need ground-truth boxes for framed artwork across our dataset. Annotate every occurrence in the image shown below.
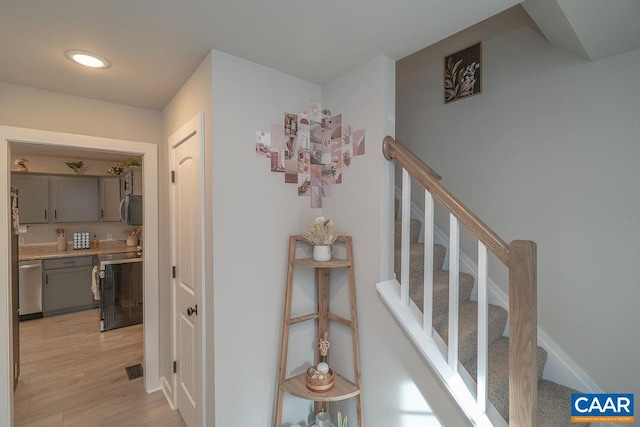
[444,42,482,104]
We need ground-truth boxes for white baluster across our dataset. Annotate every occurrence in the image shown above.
[477,242,488,413]
[401,169,411,307]
[423,190,434,335]
[448,213,459,372]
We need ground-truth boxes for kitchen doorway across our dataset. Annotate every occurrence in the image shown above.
[0,126,160,426]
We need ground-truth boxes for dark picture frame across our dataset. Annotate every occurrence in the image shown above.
[444,42,482,104]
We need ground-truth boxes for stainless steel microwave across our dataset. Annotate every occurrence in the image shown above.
[120,194,142,225]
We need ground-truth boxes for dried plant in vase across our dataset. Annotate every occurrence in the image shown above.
[303,216,339,246]
[303,216,339,261]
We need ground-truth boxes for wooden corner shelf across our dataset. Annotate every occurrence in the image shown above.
[280,372,360,402]
[292,258,352,268]
[274,235,363,427]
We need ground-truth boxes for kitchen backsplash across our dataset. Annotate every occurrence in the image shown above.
[19,222,137,246]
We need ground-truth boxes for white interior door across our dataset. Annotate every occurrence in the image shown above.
[171,115,204,427]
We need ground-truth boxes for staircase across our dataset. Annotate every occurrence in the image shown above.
[394,214,587,426]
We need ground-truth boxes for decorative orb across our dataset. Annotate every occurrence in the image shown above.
[317,362,329,373]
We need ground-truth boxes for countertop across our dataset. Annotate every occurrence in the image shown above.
[19,240,140,261]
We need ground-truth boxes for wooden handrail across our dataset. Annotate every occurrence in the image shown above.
[383,135,537,426]
[383,136,510,266]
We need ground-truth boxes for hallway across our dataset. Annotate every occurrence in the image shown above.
[14,310,184,427]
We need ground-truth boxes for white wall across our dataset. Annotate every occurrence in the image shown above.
[322,57,470,427]
[162,52,214,416]
[0,82,162,143]
[210,50,322,426]
[397,5,640,398]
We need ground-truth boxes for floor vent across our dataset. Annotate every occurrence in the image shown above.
[125,363,144,381]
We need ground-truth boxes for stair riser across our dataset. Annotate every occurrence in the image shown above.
[408,272,475,317]
[433,303,508,365]
[394,219,422,245]
[394,245,446,280]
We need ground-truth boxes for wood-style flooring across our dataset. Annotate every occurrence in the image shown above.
[14,309,185,427]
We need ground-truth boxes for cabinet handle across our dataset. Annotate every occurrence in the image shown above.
[54,209,57,219]
[44,210,47,220]
[101,209,104,218]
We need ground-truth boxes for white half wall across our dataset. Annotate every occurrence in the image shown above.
[397,5,640,400]
[322,56,470,426]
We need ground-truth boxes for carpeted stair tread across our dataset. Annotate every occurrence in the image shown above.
[394,244,446,279]
[394,219,422,246]
[408,270,475,314]
[537,379,587,427]
[433,301,508,364]
[462,337,548,420]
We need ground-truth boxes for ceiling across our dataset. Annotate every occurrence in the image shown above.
[0,0,519,111]
[1,1,637,113]
[522,0,640,61]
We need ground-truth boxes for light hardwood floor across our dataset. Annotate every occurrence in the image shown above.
[14,309,185,427]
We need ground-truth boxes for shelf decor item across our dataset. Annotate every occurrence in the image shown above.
[306,366,334,392]
[14,158,29,172]
[65,161,85,174]
[107,163,124,175]
[303,216,339,261]
[338,411,348,427]
[316,411,331,427]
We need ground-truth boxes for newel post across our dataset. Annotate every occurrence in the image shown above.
[508,240,537,426]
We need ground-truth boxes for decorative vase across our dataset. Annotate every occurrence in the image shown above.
[316,412,331,427]
[313,245,331,262]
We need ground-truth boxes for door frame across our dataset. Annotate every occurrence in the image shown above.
[168,113,206,425]
[0,125,160,426]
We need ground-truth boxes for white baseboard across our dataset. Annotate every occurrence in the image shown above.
[393,188,601,393]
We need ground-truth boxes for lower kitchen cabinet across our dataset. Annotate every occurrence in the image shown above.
[43,256,96,316]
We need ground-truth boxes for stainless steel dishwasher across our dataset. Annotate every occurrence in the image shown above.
[18,259,43,320]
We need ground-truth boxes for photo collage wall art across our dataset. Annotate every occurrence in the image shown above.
[256,100,365,208]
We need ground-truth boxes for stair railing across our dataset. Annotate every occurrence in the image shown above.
[381,136,538,426]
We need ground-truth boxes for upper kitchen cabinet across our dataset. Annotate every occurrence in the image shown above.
[11,174,49,223]
[99,177,121,222]
[49,176,99,223]
[121,167,142,196]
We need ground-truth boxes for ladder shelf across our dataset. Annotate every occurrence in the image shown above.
[274,235,364,427]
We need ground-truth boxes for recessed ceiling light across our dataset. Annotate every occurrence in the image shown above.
[65,50,110,69]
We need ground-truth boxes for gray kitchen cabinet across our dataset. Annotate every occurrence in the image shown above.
[43,256,96,316]
[121,167,142,196]
[49,176,99,222]
[11,174,49,223]
[99,177,121,222]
